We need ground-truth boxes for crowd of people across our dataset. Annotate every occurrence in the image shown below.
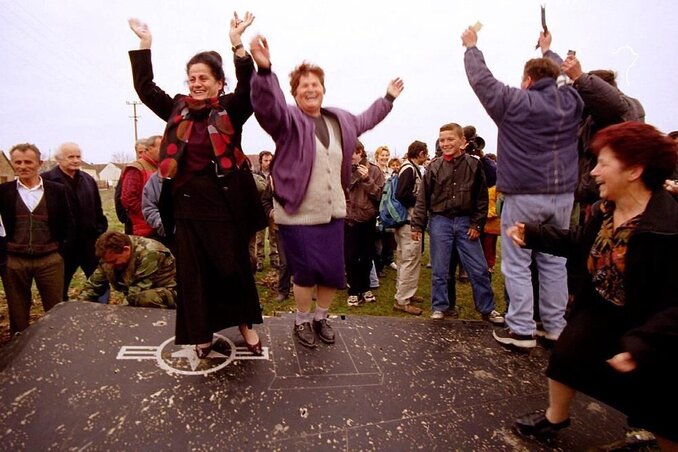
[1,12,677,449]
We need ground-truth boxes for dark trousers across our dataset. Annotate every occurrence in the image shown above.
[374,229,396,272]
[62,240,100,301]
[276,233,292,296]
[4,252,64,335]
[344,219,376,296]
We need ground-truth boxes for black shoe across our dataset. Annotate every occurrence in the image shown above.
[313,318,336,344]
[514,411,571,437]
[294,322,317,348]
[444,307,459,319]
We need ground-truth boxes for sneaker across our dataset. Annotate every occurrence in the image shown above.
[362,291,377,303]
[492,327,536,348]
[535,329,559,341]
[256,262,264,272]
[389,262,398,270]
[347,295,363,307]
[294,322,317,348]
[514,411,570,437]
[482,310,505,325]
[430,311,445,320]
[444,307,459,319]
[393,302,423,316]
[313,318,335,344]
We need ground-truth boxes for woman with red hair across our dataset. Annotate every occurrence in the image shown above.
[508,122,678,449]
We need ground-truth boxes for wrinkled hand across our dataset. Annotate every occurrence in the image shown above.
[411,231,422,242]
[387,78,404,99]
[561,54,584,81]
[229,11,255,44]
[506,222,526,247]
[250,35,271,70]
[128,18,152,49]
[607,352,637,373]
[461,26,477,48]
[467,228,480,241]
[538,31,551,54]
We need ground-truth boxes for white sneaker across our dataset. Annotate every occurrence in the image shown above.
[347,295,363,307]
[362,291,377,303]
[389,262,398,270]
[482,310,505,325]
[430,311,445,320]
[536,329,559,341]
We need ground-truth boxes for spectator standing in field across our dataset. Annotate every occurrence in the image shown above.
[42,142,108,301]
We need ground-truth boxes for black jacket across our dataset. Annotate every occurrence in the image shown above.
[41,166,107,239]
[411,155,488,232]
[524,190,678,367]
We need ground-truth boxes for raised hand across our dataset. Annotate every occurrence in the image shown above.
[387,77,404,99]
[461,26,478,48]
[250,35,271,70]
[230,11,255,44]
[538,31,551,54]
[561,54,584,81]
[128,18,152,49]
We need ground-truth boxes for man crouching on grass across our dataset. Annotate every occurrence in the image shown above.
[80,231,176,308]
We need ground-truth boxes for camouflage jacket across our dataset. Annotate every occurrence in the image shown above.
[81,236,176,306]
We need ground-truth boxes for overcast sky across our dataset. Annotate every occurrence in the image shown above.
[1,0,676,163]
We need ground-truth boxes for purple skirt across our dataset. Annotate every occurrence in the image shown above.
[277,218,346,289]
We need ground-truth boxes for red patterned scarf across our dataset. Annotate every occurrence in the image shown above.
[158,96,248,179]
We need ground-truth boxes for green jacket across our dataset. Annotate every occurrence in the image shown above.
[81,236,176,306]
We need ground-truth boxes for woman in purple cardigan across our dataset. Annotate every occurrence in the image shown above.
[249,34,404,349]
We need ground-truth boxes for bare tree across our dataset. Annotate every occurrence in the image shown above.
[111,152,134,163]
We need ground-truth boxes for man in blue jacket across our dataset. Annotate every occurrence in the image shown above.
[462,27,584,349]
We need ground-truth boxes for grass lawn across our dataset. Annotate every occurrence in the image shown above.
[0,188,507,343]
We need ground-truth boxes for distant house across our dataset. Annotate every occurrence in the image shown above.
[0,150,13,183]
[80,162,100,182]
[98,163,125,189]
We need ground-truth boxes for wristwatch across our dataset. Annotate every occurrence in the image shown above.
[231,43,244,53]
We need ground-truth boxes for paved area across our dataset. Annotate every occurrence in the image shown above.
[0,302,630,450]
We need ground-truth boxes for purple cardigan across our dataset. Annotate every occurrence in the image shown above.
[251,69,394,214]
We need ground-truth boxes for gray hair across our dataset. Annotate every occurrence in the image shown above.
[55,142,81,161]
[145,135,162,147]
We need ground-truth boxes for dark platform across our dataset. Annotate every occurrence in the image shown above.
[0,302,629,450]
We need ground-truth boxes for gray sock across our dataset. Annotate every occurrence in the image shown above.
[314,306,329,321]
[295,310,312,326]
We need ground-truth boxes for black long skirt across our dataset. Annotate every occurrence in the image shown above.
[546,296,677,440]
[172,173,263,344]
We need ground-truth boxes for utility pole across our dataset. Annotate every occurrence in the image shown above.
[126,100,142,143]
